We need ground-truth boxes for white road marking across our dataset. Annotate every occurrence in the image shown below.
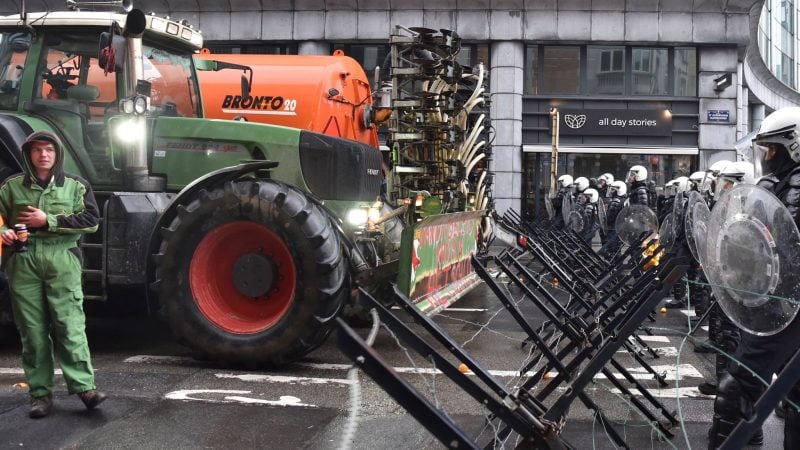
[542,364,703,382]
[680,309,697,317]
[606,386,713,398]
[390,306,488,312]
[617,346,678,357]
[164,389,315,407]
[702,326,709,332]
[637,336,670,343]
[215,373,351,385]
[0,368,62,375]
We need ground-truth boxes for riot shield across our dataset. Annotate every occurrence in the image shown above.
[567,210,584,233]
[690,200,712,266]
[703,184,800,336]
[545,191,555,220]
[614,204,659,245]
[562,194,573,224]
[684,191,705,261]
[658,213,676,253]
[672,191,687,237]
[597,198,608,233]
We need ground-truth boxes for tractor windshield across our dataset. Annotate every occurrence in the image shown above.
[142,44,200,118]
[0,30,30,110]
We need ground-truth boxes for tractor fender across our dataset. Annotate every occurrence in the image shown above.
[145,160,279,303]
[0,114,32,174]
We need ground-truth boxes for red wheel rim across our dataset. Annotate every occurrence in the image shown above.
[189,221,297,334]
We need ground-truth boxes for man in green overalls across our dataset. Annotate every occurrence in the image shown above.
[0,130,105,418]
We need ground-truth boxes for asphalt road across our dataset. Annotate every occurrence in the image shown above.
[0,277,784,449]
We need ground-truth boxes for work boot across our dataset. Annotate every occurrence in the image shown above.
[29,394,52,418]
[77,390,107,410]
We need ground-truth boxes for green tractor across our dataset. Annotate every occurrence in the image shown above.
[0,3,492,365]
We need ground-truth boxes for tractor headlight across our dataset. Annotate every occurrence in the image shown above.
[120,98,135,114]
[115,119,145,143]
[133,95,149,115]
[346,208,369,227]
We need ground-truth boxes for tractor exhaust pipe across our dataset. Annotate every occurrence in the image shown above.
[123,10,164,190]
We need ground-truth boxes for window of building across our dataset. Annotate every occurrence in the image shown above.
[526,45,696,97]
[673,47,697,97]
[542,46,580,94]
[203,42,297,55]
[588,46,624,95]
[524,46,539,95]
[632,48,668,95]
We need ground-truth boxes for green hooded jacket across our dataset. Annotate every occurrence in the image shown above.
[0,130,99,245]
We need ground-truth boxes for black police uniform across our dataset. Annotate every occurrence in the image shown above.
[598,195,625,258]
[629,180,649,206]
[709,165,800,448]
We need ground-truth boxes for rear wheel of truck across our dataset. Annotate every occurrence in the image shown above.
[156,180,347,366]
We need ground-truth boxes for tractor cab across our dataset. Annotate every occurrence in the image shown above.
[0,8,206,191]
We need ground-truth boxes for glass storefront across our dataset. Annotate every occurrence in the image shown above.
[522,150,695,220]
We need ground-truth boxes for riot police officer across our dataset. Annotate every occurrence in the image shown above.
[578,188,600,244]
[573,176,589,199]
[709,107,800,448]
[597,173,614,198]
[596,173,614,245]
[598,180,627,259]
[551,174,573,228]
[658,179,677,224]
[626,165,650,206]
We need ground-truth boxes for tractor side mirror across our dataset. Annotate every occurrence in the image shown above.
[241,73,250,100]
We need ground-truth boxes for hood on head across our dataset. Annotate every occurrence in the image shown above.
[21,130,64,182]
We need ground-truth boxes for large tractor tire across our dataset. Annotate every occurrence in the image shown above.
[0,272,15,345]
[155,180,347,366]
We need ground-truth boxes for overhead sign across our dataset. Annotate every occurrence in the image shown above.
[707,110,730,123]
[558,109,672,136]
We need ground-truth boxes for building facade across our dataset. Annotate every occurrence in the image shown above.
[4,0,795,217]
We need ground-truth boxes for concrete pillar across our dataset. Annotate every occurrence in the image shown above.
[697,47,739,169]
[489,41,524,215]
[751,103,766,133]
[298,41,330,55]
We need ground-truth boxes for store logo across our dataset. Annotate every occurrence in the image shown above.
[564,114,586,129]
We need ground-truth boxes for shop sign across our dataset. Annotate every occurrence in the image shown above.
[558,109,672,136]
[707,110,730,123]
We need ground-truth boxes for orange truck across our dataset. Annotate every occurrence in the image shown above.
[194,51,380,148]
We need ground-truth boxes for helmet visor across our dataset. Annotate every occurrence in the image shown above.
[714,175,739,198]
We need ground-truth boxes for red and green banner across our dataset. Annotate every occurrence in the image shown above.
[398,210,484,315]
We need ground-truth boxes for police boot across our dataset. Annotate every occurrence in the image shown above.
[708,373,758,448]
[785,403,800,448]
